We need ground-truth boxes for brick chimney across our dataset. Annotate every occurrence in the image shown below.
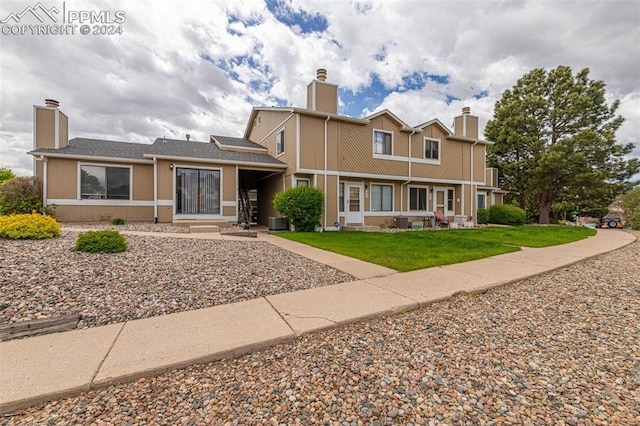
[306,68,338,114]
[453,106,478,138]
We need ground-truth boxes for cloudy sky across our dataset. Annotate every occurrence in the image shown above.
[1,0,639,178]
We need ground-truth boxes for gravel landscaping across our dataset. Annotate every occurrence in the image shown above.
[0,229,354,329]
[3,231,638,424]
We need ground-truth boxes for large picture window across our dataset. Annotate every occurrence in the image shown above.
[373,130,392,155]
[176,168,221,214]
[80,165,130,199]
[409,187,427,211]
[371,184,393,212]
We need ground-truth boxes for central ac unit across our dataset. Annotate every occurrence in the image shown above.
[268,216,288,231]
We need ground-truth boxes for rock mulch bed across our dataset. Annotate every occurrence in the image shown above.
[3,232,638,424]
[61,222,191,233]
[0,230,354,330]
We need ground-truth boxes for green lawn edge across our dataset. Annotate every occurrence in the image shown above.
[274,226,596,272]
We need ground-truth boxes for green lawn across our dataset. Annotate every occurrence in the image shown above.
[275,226,596,272]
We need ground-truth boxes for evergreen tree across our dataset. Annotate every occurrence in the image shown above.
[486,66,639,224]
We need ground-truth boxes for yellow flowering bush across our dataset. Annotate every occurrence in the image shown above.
[0,213,60,239]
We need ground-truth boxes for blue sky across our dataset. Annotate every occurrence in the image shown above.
[1,0,639,179]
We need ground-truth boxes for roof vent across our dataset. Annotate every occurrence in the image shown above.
[316,68,327,82]
[45,99,59,108]
[186,134,190,141]
[462,106,471,115]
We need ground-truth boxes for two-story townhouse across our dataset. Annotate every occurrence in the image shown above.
[245,69,504,229]
[28,69,504,228]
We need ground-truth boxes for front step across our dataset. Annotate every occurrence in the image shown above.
[189,225,220,233]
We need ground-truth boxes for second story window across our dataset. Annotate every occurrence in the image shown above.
[276,130,285,156]
[424,138,440,160]
[373,130,392,155]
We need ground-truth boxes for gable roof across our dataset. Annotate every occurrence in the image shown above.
[211,135,267,152]
[414,118,453,134]
[145,138,286,167]
[365,109,419,132]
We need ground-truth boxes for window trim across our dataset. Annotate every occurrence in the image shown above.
[296,178,310,187]
[173,165,223,217]
[477,191,487,210]
[408,185,429,212]
[276,129,285,157]
[370,182,394,212]
[423,137,441,165]
[77,162,133,201]
[372,129,393,156]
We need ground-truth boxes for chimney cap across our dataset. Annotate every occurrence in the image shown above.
[316,68,327,82]
[44,99,59,108]
[462,106,471,115]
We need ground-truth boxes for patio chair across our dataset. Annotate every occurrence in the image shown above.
[434,210,449,228]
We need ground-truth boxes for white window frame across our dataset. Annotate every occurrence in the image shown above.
[276,129,285,156]
[409,185,429,212]
[77,162,133,202]
[296,178,310,187]
[372,129,393,157]
[477,191,487,210]
[370,182,394,212]
[423,137,441,165]
[173,165,223,219]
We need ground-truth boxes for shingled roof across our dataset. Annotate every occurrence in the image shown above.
[211,135,267,151]
[146,138,285,166]
[29,138,152,161]
[29,136,286,167]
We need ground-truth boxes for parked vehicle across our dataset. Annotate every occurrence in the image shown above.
[597,217,624,229]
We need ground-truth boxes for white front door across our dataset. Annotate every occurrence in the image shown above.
[434,188,447,213]
[346,183,364,224]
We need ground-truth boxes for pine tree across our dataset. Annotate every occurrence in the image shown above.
[485,66,639,224]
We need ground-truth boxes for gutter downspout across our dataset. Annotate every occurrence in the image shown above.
[153,157,158,223]
[470,140,478,220]
[40,156,48,207]
[323,115,330,230]
[400,129,417,212]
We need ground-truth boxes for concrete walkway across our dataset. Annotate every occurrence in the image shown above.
[0,229,635,414]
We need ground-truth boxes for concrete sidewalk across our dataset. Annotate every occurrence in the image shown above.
[0,229,635,414]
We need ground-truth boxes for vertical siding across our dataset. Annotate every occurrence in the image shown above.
[47,158,77,198]
[299,115,325,170]
[59,112,69,148]
[132,164,153,201]
[35,108,55,149]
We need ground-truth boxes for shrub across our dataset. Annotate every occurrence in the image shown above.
[0,176,46,216]
[488,204,526,225]
[273,186,324,232]
[0,167,15,184]
[476,208,489,224]
[74,230,127,253]
[0,213,60,239]
[111,217,126,225]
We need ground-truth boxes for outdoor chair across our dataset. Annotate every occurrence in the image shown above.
[434,211,449,228]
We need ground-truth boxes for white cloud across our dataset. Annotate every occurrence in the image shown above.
[1,0,638,179]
